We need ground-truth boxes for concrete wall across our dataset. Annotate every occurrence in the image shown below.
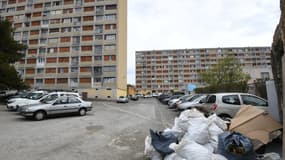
[116,0,127,98]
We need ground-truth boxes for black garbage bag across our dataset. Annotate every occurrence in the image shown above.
[149,129,178,157]
[217,131,256,160]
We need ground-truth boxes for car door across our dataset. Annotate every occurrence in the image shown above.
[240,94,268,111]
[48,96,69,115]
[218,94,241,117]
[66,96,82,113]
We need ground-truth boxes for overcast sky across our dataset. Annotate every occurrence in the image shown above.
[127,0,280,85]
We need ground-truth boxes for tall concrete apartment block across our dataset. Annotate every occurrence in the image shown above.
[136,47,272,94]
[0,0,127,99]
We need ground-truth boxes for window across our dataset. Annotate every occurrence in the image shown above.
[63,8,73,14]
[37,58,45,64]
[95,35,103,40]
[83,25,93,31]
[55,97,68,104]
[48,48,56,53]
[222,95,241,105]
[105,14,116,21]
[206,95,216,103]
[41,29,48,35]
[62,18,72,24]
[105,24,116,30]
[74,7,82,13]
[69,96,80,103]
[52,1,62,6]
[103,66,116,72]
[73,17,81,25]
[49,28,59,33]
[96,6,104,14]
[40,39,47,44]
[95,25,103,33]
[94,67,102,73]
[95,15,104,21]
[62,27,71,33]
[105,4,117,10]
[58,57,69,63]
[37,68,44,74]
[105,34,116,40]
[48,38,58,43]
[94,56,102,61]
[50,10,62,15]
[39,47,46,54]
[104,44,116,51]
[50,19,60,24]
[73,27,81,32]
[71,67,78,73]
[7,7,15,13]
[241,95,268,107]
[103,77,116,83]
[43,11,50,17]
[72,46,80,52]
[57,78,67,84]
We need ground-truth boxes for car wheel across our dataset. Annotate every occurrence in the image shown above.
[34,111,45,121]
[79,108,86,116]
[15,105,19,111]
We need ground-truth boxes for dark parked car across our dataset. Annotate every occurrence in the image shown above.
[130,95,139,101]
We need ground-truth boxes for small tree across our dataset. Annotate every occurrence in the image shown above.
[0,20,28,90]
[199,54,250,92]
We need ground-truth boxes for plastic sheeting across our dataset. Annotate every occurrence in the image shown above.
[217,131,256,160]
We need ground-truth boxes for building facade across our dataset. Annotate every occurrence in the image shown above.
[136,47,272,94]
[0,0,127,99]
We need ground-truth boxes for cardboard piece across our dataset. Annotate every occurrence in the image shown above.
[229,105,282,144]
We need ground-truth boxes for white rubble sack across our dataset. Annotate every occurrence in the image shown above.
[144,136,162,160]
[175,109,207,133]
[208,114,227,130]
[211,154,227,160]
[182,119,210,145]
[262,152,281,160]
[169,139,212,160]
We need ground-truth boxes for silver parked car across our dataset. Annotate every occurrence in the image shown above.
[176,94,207,110]
[196,93,268,120]
[19,96,92,120]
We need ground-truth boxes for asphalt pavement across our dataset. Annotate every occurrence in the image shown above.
[0,98,177,160]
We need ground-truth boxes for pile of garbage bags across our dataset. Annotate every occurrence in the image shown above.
[144,108,281,160]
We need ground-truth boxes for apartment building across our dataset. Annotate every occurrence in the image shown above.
[0,0,127,99]
[136,47,272,94]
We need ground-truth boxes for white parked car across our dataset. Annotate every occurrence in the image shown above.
[6,91,47,110]
[196,93,268,119]
[168,94,192,109]
[177,94,207,110]
[117,96,129,103]
[7,91,46,104]
[7,91,80,111]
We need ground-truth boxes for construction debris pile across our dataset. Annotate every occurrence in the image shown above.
[144,106,282,160]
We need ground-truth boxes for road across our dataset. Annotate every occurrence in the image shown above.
[0,98,178,160]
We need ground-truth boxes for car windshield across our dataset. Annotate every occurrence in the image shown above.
[40,95,58,104]
[18,92,29,98]
[179,94,191,100]
[25,93,45,100]
[187,94,202,102]
[193,95,207,102]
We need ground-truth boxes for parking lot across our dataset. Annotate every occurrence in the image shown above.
[0,98,177,160]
